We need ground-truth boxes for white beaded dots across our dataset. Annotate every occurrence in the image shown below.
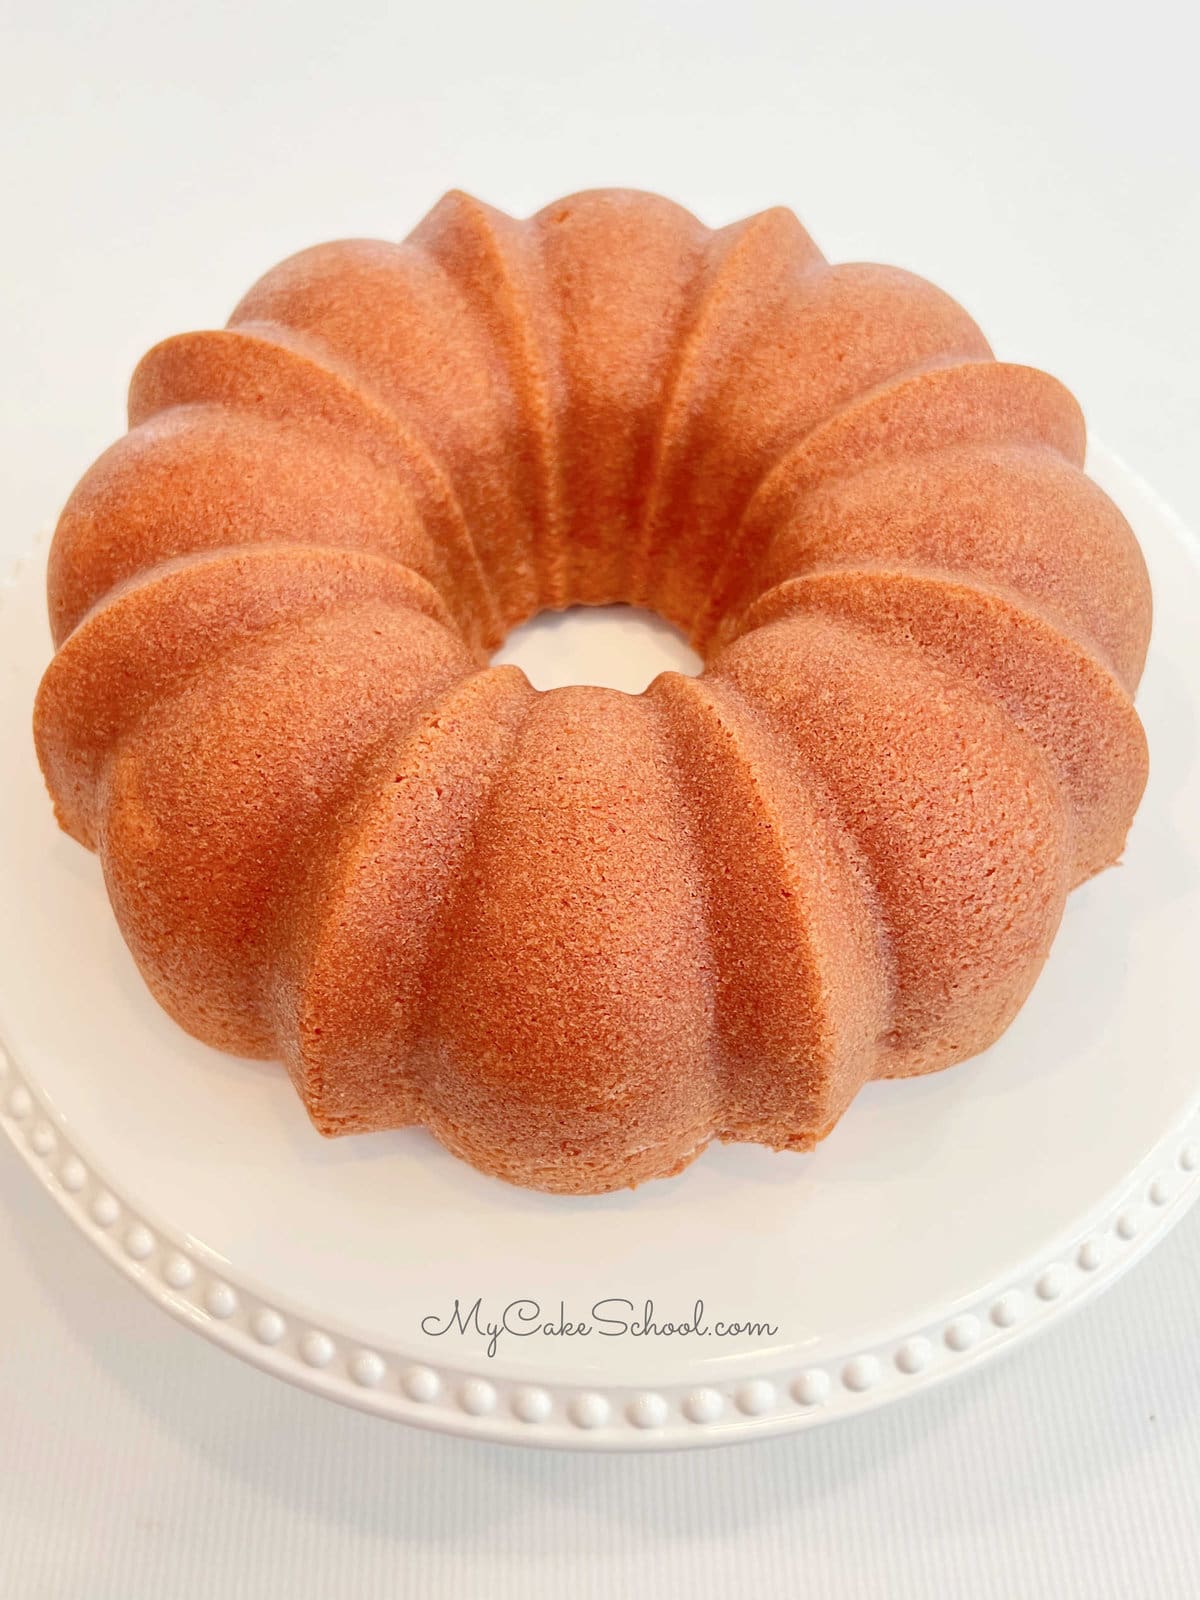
[569,1392,610,1430]
[895,1337,932,1375]
[350,1351,386,1389]
[944,1315,981,1353]
[841,1356,881,1393]
[458,1378,497,1417]
[299,1330,335,1368]
[123,1224,155,1261]
[1035,1266,1066,1302]
[402,1365,441,1404]
[626,1392,669,1430]
[682,1387,724,1424]
[7,1084,32,1121]
[990,1292,1023,1328]
[59,1155,87,1192]
[512,1386,553,1425]
[251,1308,286,1346]
[791,1370,831,1408]
[1077,1239,1105,1272]
[29,1121,56,1156]
[162,1254,195,1290]
[90,1192,119,1228]
[735,1379,776,1415]
[205,1281,239,1320]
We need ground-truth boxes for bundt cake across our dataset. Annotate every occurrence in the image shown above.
[33,189,1152,1194]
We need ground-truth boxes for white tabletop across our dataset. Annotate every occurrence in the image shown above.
[3,1,1198,1593]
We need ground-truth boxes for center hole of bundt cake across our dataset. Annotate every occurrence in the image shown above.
[493,604,702,693]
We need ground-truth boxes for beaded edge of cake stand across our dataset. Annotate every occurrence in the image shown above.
[2,1035,1197,1449]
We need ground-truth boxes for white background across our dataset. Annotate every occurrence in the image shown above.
[2,1,1199,1594]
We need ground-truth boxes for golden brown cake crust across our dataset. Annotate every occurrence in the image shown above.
[33,190,1152,1193]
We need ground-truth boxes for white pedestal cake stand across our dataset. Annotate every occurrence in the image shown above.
[2,446,1198,1451]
